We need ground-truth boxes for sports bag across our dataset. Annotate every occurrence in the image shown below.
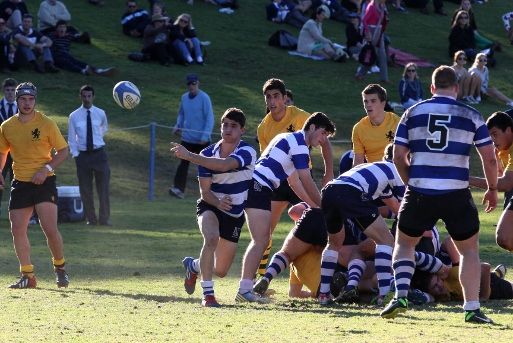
[269,30,298,50]
[358,42,377,67]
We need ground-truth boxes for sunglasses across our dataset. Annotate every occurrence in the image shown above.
[458,56,467,60]
[128,5,136,8]
[479,59,487,62]
[187,81,198,86]
[459,16,468,19]
[407,69,416,72]
[180,19,189,24]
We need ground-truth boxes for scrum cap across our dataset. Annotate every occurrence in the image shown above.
[15,82,37,101]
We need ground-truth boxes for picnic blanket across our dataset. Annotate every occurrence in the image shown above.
[288,45,436,68]
[288,50,325,60]
[288,43,347,60]
[389,47,436,68]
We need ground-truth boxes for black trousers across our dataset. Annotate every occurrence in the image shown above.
[75,148,110,223]
[173,140,209,192]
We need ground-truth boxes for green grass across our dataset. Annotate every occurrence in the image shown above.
[1,1,513,341]
[0,197,512,342]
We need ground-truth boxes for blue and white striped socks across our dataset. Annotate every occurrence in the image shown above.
[393,258,415,298]
[263,252,289,282]
[375,245,393,297]
[319,249,338,295]
[345,259,366,289]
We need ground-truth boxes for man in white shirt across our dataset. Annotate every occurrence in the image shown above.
[68,85,112,226]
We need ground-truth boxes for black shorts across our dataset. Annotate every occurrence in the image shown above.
[9,176,58,210]
[292,207,327,247]
[321,184,380,235]
[505,195,513,211]
[271,180,302,204]
[245,179,273,211]
[196,200,245,243]
[397,188,479,241]
[489,272,513,300]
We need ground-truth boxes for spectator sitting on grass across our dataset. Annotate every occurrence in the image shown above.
[11,13,59,74]
[47,20,116,76]
[452,0,500,52]
[469,52,513,107]
[266,0,308,29]
[297,6,344,61]
[398,63,424,109]
[168,13,205,66]
[0,0,28,31]
[450,50,481,104]
[122,0,150,37]
[142,13,172,66]
[37,0,90,44]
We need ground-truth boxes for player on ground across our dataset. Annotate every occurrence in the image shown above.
[469,111,513,252]
[383,66,498,324]
[236,112,336,303]
[171,108,257,307]
[0,82,69,289]
[256,78,333,278]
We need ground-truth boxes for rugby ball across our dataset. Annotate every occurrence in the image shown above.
[113,81,141,109]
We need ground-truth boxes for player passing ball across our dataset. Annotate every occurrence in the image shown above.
[170,108,257,307]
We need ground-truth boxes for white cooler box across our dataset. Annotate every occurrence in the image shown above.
[57,186,84,223]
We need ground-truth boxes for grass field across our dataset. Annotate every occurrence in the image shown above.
[1,1,513,342]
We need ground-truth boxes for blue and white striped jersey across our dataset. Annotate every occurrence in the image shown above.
[327,161,405,201]
[253,130,310,190]
[394,95,492,194]
[198,140,257,217]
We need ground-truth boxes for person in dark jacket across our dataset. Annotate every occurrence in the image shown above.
[121,0,150,37]
[448,10,477,62]
[345,12,363,60]
[141,13,171,66]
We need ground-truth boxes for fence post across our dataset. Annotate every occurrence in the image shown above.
[149,122,156,200]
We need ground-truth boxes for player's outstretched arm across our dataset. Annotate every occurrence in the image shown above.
[170,142,239,172]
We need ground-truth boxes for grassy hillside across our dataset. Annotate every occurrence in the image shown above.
[9,0,513,203]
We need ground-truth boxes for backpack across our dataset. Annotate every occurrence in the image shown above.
[128,52,150,62]
[269,30,298,50]
[358,42,377,67]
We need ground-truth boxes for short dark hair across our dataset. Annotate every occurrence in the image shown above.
[383,143,394,161]
[2,78,17,90]
[486,111,513,132]
[362,84,387,102]
[410,270,435,294]
[23,13,33,20]
[221,107,246,128]
[302,112,336,137]
[56,20,67,27]
[127,0,137,4]
[285,89,294,102]
[80,85,95,96]
[432,65,458,90]
[262,78,286,96]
